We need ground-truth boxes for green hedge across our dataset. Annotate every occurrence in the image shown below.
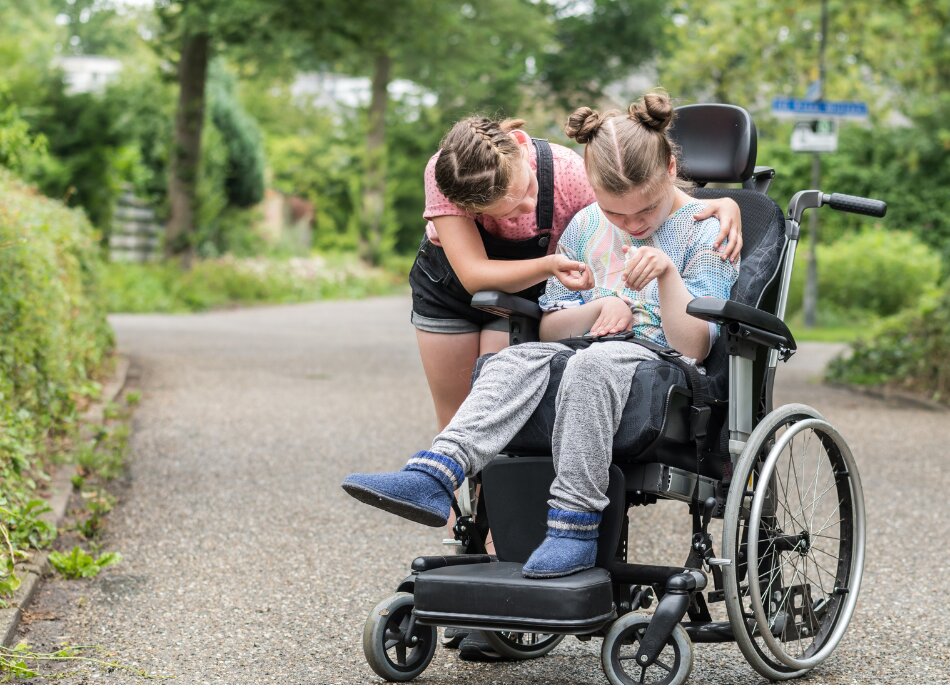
[827,286,950,403]
[786,227,941,323]
[0,169,113,522]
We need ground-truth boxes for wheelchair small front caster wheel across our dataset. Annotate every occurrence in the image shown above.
[483,630,564,659]
[362,592,436,681]
[601,613,693,685]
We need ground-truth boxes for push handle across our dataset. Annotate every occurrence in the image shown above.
[824,193,887,218]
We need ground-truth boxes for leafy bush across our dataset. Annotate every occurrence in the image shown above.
[0,169,113,591]
[102,254,406,313]
[207,63,265,209]
[49,546,121,580]
[827,286,950,403]
[786,227,941,321]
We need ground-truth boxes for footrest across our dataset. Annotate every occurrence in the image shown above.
[413,561,615,634]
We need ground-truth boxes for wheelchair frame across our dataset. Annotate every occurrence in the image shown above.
[359,104,885,684]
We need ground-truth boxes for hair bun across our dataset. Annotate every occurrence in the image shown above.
[628,91,674,132]
[564,107,607,144]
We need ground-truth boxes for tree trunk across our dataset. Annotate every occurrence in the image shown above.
[167,31,210,268]
[361,52,391,265]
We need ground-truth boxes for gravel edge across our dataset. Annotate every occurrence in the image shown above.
[1,355,130,647]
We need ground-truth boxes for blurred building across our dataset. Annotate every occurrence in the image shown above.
[290,72,436,113]
[56,55,123,95]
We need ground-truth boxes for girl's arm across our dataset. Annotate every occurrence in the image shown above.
[623,247,711,360]
[693,197,743,262]
[434,216,586,294]
[655,271,711,361]
[539,296,633,341]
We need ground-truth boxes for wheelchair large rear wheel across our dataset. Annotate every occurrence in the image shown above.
[483,630,564,659]
[362,592,436,682]
[722,404,866,679]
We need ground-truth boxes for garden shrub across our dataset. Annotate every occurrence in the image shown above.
[827,286,950,403]
[786,226,941,322]
[0,169,113,561]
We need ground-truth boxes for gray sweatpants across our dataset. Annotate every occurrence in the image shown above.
[429,340,660,514]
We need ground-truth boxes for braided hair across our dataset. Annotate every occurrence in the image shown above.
[434,116,527,213]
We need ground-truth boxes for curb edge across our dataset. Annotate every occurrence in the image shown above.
[1,355,132,647]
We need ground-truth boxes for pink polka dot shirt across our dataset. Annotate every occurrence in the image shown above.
[422,133,596,254]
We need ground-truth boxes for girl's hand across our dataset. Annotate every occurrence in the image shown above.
[622,246,674,292]
[551,254,593,291]
[588,296,634,337]
[694,197,743,263]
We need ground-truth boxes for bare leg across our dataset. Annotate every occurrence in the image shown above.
[479,328,509,358]
[415,329,481,430]
[417,327,509,549]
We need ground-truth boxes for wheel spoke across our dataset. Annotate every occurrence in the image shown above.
[396,644,407,665]
[808,436,825,529]
[813,497,847,537]
[640,666,647,684]
[787,477,838,530]
[655,660,672,672]
[813,517,845,537]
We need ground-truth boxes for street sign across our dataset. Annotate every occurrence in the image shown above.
[771,98,869,120]
[790,119,838,153]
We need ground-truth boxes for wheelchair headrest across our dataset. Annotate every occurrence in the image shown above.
[670,104,757,184]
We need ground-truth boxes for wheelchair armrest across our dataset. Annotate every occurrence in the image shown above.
[687,297,797,353]
[471,291,543,320]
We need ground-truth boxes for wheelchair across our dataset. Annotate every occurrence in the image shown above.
[360,104,886,684]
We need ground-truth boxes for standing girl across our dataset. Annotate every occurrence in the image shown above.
[411,115,742,429]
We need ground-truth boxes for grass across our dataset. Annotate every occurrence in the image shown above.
[786,312,865,344]
[102,253,408,314]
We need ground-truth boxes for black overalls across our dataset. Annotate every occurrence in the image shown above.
[409,139,557,330]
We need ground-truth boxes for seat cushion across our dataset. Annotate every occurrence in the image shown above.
[475,354,689,458]
[413,561,615,633]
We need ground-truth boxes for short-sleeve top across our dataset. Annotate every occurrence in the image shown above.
[422,134,596,254]
[539,200,740,349]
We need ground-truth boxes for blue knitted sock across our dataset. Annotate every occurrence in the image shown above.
[522,508,600,579]
[341,451,464,527]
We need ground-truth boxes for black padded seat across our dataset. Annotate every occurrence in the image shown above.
[476,355,689,460]
[413,561,615,634]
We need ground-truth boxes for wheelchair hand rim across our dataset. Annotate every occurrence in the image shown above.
[746,417,866,669]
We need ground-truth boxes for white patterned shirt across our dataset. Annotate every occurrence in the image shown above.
[539,200,740,349]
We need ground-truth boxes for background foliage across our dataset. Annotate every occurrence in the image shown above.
[0,169,113,585]
[0,0,947,399]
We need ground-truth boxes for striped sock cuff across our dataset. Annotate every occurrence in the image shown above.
[547,508,601,540]
[405,451,465,491]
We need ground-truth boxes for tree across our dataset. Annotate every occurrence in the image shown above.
[657,0,950,322]
[537,0,667,109]
[280,0,552,264]
[155,0,285,265]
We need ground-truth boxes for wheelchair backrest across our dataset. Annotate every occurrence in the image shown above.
[670,105,789,429]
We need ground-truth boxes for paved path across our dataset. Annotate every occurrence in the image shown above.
[16,296,950,683]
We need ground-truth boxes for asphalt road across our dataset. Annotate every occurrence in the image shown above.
[16,295,950,684]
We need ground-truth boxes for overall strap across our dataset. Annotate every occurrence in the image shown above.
[532,138,555,231]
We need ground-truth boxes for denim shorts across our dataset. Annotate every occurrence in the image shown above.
[409,239,542,335]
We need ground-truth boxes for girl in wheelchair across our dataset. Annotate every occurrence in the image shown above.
[344,91,739,579]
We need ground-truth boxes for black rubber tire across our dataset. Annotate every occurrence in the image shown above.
[600,613,693,685]
[722,403,865,678]
[362,592,436,682]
